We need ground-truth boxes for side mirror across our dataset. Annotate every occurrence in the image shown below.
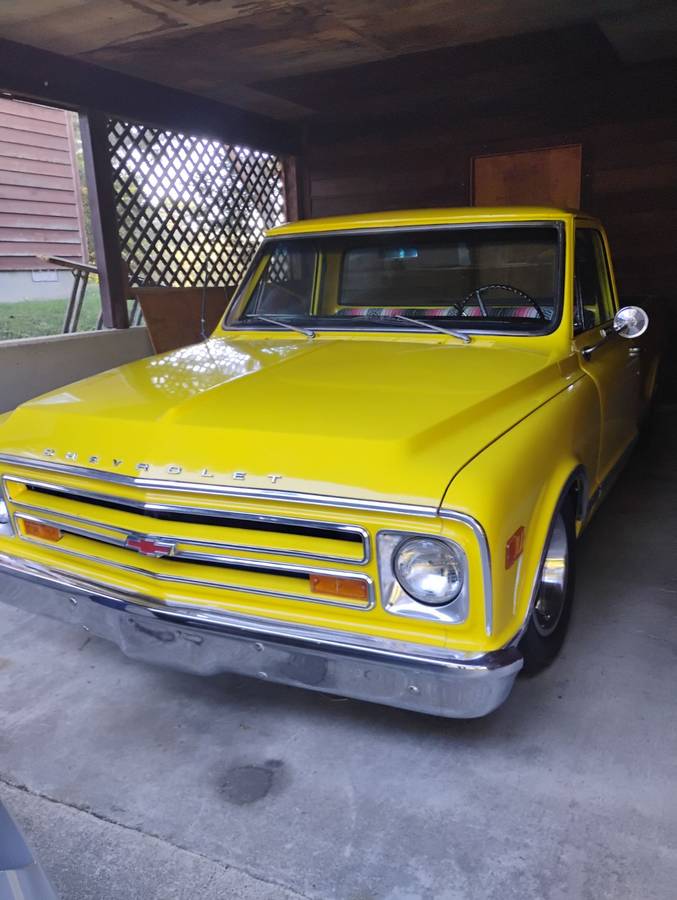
[613,305,649,339]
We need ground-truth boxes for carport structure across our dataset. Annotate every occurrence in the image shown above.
[0,3,676,899]
[1,3,677,330]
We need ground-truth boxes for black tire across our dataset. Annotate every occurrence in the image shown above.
[519,498,576,675]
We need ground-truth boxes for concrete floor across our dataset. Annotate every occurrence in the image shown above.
[1,409,676,900]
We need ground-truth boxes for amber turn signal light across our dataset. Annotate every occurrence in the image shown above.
[505,526,525,569]
[309,573,369,601]
[22,520,63,543]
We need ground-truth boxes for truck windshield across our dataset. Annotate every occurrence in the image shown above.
[225,224,563,335]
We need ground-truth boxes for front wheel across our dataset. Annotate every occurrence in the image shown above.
[519,503,576,674]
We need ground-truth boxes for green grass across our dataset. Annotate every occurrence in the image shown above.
[0,284,103,340]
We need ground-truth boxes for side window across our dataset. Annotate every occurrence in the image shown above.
[574,230,616,333]
[246,245,315,317]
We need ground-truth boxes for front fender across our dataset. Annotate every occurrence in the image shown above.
[439,376,599,649]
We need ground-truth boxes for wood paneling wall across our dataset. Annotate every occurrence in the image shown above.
[303,59,677,300]
[0,98,86,271]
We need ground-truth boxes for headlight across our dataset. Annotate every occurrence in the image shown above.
[393,537,464,606]
[0,499,11,536]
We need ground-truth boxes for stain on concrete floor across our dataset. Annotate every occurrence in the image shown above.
[221,760,283,805]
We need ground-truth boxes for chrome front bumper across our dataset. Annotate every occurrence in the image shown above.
[0,552,522,719]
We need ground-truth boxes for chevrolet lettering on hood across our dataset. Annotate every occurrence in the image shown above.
[0,207,659,720]
[42,448,284,484]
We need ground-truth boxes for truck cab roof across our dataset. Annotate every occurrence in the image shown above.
[267,206,600,238]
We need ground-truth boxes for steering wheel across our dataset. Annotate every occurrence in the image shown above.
[459,283,546,320]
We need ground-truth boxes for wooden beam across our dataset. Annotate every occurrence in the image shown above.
[282,123,312,221]
[282,157,307,222]
[79,111,128,330]
[0,38,299,156]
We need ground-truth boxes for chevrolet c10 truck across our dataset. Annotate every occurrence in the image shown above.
[0,207,659,718]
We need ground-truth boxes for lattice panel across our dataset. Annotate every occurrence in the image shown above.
[108,120,287,288]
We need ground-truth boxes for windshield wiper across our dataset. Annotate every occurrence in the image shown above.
[246,314,315,339]
[393,314,471,344]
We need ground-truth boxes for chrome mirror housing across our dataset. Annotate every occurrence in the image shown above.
[613,305,649,339]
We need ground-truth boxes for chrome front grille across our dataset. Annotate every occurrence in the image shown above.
[2,474,374,610]
[7,478,370,564]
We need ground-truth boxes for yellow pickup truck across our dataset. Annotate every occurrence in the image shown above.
[0,207,659,718]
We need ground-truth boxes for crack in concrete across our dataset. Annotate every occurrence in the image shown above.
[0,774,312,900]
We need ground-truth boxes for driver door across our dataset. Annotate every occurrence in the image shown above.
[573,227,641,482]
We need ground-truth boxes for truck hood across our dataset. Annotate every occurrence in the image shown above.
[0,336,568,509]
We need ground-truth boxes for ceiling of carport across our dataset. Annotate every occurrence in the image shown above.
[1,1,676,120]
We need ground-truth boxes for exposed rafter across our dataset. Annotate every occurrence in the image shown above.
[0,38,299,155]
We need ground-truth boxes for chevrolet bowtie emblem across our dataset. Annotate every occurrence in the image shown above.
[125,536,176,558]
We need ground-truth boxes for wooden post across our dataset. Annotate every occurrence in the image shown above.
[283,126,311,221]
[282,156,306,222]
[79,110,129,329]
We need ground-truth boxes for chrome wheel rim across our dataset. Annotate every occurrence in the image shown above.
[533,514,569,638]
